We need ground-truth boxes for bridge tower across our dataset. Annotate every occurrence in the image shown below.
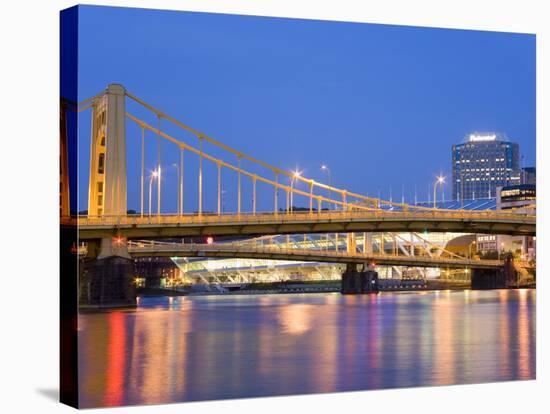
[88,84,127,217]
[81,84,135,308]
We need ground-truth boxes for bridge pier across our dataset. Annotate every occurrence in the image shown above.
[341,263,379,294]
[79,237,136,308]
[471,268,506,289]
[471,254,516,290]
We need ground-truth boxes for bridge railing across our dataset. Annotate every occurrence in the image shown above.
[77,208,535,227]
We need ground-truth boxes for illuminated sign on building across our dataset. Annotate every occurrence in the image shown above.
[469,134,497,142]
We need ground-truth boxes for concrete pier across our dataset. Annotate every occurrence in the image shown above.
[341,263,379,294]
[79,237,136,308]
[471,254,517,290]
[471,268,506,289]
[80,256,136,307]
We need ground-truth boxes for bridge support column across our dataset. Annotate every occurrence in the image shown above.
[471,254,516,289]
[502,253,519,287]
[471,268,506,289]
[341,263,379,294]
[79,237,136,308]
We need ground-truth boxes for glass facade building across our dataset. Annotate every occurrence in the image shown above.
[452,133,520,201]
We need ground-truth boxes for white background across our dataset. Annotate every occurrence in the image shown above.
[0,0,548,412]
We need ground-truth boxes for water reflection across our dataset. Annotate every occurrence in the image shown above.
[104,312,126,406]
[78,290,536,408]
[277,304,314,335]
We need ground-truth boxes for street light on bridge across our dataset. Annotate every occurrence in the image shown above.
[433,175,445,208]
[290,170,301,213]
[113,235,125,246]
[148,169,159,217]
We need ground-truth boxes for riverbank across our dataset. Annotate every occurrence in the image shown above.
[136,279,478,297]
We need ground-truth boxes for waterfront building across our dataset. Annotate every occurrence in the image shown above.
[498,184,536,211]
[134,256,182,288]
[452,133,521,201]
[475,234,515,256]
[476,184,536,260]
[497,183,536,260]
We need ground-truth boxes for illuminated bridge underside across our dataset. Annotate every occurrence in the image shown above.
[77,210,535,240]
[128,243,503,270]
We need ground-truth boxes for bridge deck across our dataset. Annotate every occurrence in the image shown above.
[75,210,535,239]
[127,242,504,269]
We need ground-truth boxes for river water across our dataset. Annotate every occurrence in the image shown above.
[78,289,536,408]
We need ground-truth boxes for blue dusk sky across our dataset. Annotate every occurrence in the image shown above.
[75,5,535,213]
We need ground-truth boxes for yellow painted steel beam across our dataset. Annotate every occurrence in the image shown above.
[126,243,503,269]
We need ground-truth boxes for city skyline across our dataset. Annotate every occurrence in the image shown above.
[76,6,535,212]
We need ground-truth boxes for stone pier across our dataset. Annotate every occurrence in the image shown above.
[79,237,136,308]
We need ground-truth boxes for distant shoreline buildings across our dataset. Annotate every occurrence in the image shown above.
[451,132,536,260]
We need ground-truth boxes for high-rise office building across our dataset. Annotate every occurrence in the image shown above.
[452,133,520,201]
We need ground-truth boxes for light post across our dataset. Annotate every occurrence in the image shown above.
[148,169,159,217]
[290,170,301,213]
[321,165,333,210]
[433,175,445,208]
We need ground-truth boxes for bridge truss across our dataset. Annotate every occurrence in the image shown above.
[127,231,480,287]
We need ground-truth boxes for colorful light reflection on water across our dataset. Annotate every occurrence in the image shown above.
[78,289,535,408]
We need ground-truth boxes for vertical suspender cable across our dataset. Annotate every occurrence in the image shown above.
[285,189,290,214]
[217,162,221,215]
[180,147,184,214]
[274,173,278,214]
[237,156,242,215]
[253,176,257,214]
[199,137,203,215]
[309,181,313,213]
[140,127,144,217]
[156,115,161,216]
